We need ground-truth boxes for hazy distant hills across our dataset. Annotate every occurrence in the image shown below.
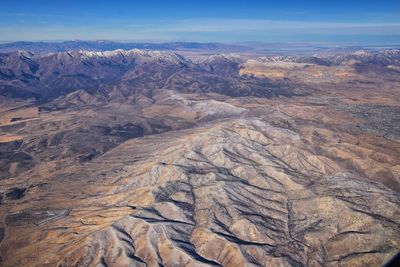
[1,40,399,55]
[0,41,253,54]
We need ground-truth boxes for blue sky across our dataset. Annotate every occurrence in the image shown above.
[1,0,400,43]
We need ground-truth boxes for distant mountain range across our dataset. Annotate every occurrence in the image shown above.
[1,48,399,101]
[0,49,303,101]
[1,41,399,55]
[0,41,253,54]
[255,49,400,66]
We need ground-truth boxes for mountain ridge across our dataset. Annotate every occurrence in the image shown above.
[0,49,309,101]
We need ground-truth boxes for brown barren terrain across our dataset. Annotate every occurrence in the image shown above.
[0,49,399,266]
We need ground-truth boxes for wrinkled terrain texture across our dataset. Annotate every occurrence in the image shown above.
[0,49,400,266]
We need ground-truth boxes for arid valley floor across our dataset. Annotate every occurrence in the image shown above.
[0,46,400,266]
